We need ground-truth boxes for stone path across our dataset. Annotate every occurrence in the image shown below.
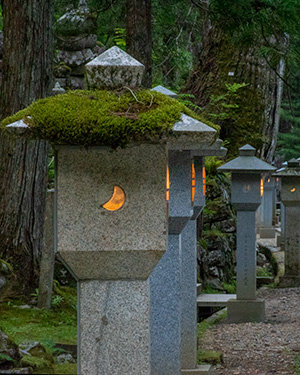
[199,288,300,375]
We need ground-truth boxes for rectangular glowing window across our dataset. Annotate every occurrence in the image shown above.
[166,166,170,201]
[192,161,196,204]
[203,167,206,196]
[260,178,264,197]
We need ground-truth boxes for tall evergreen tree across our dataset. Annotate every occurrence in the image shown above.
[0,0,53,294]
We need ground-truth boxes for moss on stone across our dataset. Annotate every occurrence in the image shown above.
[1,89,219,148]
[21,354,53,371]
[198,350,224,365]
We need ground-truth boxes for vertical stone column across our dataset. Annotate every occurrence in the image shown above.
[218,145,275,323]
[275,159,300,287]
[150,150,192,375]
[180,156,205,370]
[260,177,276,238]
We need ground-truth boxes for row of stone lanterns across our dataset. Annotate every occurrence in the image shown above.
[7,44,293,373]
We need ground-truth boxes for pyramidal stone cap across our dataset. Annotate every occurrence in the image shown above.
[85,46,145,89]
[218,144,276,173]
[273,158,300,177]
[151,85,177,99]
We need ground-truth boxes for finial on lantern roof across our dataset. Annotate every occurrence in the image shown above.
[85,46,145,90]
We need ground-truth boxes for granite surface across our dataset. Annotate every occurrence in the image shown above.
[78,279,151,375]
[55,144,167,280]
[150,234,182,375]
[85,46,145,89]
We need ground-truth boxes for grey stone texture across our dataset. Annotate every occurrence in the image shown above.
[227,298,265,323]
[151,85,178,98]
[150,234,182,375]
[274,159,300,286]
[150,150,193,375]
[57,34,98,51]
[85,46,145,90]
[78,279,151,375]
[218,145,274,323]
[168,150,193,234]
[55,144,167,280]
[181,156,205,370]
[181,220,197,369]
[260,177,276,238]
[236,210,257,300]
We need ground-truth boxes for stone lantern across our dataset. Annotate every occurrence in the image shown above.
[5,47,223,375]
[274,159,300,287]
[150,85,226,374]
[218,144,275,323]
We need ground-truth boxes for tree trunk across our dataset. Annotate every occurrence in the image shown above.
[0,0,53,294]
[185,8,284,162]
[126,0,152,88]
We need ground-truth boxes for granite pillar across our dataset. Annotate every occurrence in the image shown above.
[150,150,192,375]
[260,177,276,238]
[78,280,151,375]
[218,145,275,323]
[180,156,205,371]
[275,160,300,287]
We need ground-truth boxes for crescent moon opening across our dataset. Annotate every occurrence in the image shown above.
[102,186,126,212]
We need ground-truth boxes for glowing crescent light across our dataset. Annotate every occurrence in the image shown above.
[102,186,125,211]
[291,187,296,193]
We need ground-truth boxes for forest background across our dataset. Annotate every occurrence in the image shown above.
[0,0,300,295]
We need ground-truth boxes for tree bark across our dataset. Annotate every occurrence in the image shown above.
[185,5,284,162]
[126,0,152,88]
[0,0,53,294]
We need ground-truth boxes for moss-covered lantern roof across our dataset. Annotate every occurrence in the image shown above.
[1,89,219,148]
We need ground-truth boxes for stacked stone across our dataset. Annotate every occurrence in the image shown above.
[54,0,104,89]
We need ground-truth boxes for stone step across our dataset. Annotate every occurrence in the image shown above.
[197,283,202,295]
[181,364,213,374]
[197,294,236,307]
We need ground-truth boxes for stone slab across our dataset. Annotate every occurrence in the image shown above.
[181,365,213,374]
[227,298,265,323]
[78,279,151,375]
[197,294,236,307]
[260,227,276,238]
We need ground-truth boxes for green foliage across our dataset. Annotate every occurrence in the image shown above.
[256,266,272,277]
[0,353,14,363]
[1,89,218,147]
[113,28,126,50]
[222,280,236,294]
[295,354,300,374]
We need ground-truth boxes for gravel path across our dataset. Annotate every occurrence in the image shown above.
[199,288,300,375]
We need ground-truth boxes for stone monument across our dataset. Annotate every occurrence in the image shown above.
[218,145,275,323]
[260,176,276,238]
[274,159,300,287]
[151,84,226,374]
[54,0,104,89]
[5,47,223,375]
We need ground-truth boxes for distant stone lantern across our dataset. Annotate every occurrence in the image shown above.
[274,159,300,287]
[218,145,275,323]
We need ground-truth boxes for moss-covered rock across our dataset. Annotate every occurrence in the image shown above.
[1,89,219,148]
[198,350,224,365]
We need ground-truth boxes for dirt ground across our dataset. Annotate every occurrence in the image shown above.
[199,288,300,375]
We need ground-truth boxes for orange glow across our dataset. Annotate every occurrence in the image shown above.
[291,187,296,193]
[166,166,170,201]
[192,161,196,203]
[203,167,206,196]
[260,179,264,197]
[103,186,125,211]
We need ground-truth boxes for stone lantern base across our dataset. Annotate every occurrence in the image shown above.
[279,276,300,288]
[227,299,265,324]
[260,227,276,239]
